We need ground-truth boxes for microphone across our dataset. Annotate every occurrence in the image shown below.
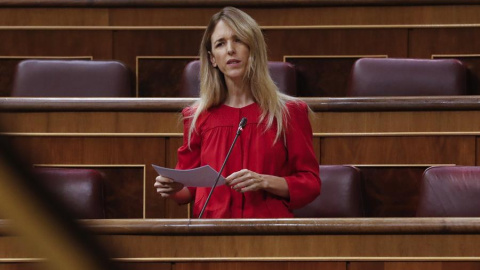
[198,117,247,218]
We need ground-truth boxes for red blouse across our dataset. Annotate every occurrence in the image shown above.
[175,101,321,218]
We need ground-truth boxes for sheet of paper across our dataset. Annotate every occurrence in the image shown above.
[152,164,225,187]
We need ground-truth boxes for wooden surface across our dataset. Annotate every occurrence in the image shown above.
[1,2,480,98]
[76,218,480,234]
[1,97,480,218]
[5,96,480,111]
[0,0,480,7]
[2,218,480,270]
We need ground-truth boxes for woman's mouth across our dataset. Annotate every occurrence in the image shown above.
[227,59,241,65]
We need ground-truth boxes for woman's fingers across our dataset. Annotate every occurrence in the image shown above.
[154,175,184,196]
[239,179,260,192]
[226,169,252,185]
[227,169,264,192]
[155,175,173,183]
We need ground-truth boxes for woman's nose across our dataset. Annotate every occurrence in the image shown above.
[227,41,235,55]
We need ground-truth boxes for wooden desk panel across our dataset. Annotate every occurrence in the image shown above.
[313,110,480,134]
[1,97,480,218]
[2,1,480,27]
[320,136,475,165]
[3,218,480,267]
[90,218,480,260]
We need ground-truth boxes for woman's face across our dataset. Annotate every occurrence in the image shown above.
[209,20,250,83]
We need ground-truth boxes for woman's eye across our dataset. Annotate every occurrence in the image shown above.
[215,42,223,48]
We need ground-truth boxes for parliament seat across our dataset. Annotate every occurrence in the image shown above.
[416,166,480,217]
[347,58,467,96]
[11,60,133,97]
[179,60,297,97]
[293,165,364,218]
[34,168,106,219]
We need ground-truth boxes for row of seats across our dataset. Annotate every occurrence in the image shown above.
[33,165,480,219]
[298,165,480,218]
[10,58,467,97]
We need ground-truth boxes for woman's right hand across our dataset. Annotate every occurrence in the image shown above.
[154,176,184,198]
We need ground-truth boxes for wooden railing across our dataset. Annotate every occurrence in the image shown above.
[1,218,480,270]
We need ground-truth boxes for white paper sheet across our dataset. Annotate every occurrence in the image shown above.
[152,164,225,187]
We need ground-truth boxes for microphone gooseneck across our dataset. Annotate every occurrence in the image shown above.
[198,117,247,218]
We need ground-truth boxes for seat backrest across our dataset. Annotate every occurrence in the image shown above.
[11,60,133,97]
[416,166,480,217]
[347,58,467,96]
[293,165,364,218]
[34,168,106,219]
[179,60,297,97]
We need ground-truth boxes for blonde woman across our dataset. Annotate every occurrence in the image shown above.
[155,7,320,218]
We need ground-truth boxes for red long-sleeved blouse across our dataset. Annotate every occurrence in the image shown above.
[175,101,321,218]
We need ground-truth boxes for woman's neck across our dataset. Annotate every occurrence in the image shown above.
[224,79,254,108]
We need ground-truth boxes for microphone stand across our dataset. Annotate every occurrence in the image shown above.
[198,117,247,218]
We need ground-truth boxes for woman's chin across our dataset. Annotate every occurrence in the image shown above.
[224,72,246,82]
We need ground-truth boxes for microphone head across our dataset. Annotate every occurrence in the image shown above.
[239,117,247,128]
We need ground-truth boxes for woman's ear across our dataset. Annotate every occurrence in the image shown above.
[208,51,217,67]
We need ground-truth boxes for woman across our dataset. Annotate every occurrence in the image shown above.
[154,7,320,218]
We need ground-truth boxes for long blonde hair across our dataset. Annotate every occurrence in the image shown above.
[188,6,295,145]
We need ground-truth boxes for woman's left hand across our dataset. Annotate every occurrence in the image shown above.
[226,169,266,193]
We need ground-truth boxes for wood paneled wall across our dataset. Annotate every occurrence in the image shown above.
[1,2,480,96]
[2,97,480,219]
